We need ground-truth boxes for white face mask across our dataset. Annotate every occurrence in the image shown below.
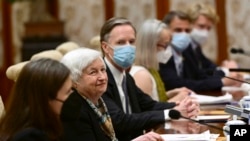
[157,46,172,64]
[190,28,209,45]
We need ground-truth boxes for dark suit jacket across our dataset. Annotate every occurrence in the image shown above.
[60,90,112,141]
[189,44,225,76]
[159,45,223,92]
[11,128,49,141]
[102,65,176,141]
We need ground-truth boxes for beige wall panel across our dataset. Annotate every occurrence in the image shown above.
[227,0,250,68]
[11,2,30,63]
[114,0,156,30]
[59,0,105,47]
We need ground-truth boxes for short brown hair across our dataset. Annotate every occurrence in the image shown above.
[100,17,136,42]
[99,17,136,56]
[162,10,191,25]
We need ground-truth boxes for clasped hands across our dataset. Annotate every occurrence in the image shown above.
[174,96,200,119]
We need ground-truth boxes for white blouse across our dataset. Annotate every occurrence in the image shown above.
[129,65,159,101]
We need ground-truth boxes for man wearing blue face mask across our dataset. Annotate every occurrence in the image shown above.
[100,17,199,141]
[159,10,241,92]
[162,11,193,78]
[107,44,136,69]
[171,32,192,54]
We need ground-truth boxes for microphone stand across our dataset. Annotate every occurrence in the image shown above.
[224,76,250,84]
[180,116,230,134]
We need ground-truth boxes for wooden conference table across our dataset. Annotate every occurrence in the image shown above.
[153,108,228,141]
[154,89,231,141]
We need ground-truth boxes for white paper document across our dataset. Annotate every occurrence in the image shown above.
[190,92,232,105]
[195,115,230,122]
[160,130,219,141]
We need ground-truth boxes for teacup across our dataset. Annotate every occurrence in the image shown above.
[239,95,250,109]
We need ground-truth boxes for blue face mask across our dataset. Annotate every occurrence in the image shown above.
[110,44,136,69]
[171,32,191,53]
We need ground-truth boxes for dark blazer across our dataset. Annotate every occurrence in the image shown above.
[60,90,112,141]
[11,128,49,141]
[102,65,176,141]
[159,45,223,92]
[189,43,225,76]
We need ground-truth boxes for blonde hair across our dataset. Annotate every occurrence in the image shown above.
[135,19,168,70]
[187,2,219,24]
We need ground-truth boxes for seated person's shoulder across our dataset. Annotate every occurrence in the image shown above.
[61,91,83,121]
[130,65,150,76]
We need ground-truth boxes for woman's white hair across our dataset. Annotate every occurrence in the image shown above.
[60,48,104,82]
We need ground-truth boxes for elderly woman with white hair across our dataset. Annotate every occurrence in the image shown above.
[60,48,163,141]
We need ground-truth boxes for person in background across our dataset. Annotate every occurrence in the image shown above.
[159,10,241,92]
[0,58,72,141]
[100,17,199,141]
[60,48,164,141]
[187,2,241,78]
[130,19,194,102]
[187,3,244,100]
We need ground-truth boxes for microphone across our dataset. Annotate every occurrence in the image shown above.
[231,48,250,56]
[229,68,250,73]
[206,69,250,85]
[169,109,230,134]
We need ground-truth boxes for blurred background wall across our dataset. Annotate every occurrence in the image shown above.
[1,0,250,103]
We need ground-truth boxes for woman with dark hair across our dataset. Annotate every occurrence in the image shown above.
[0,58,72,141]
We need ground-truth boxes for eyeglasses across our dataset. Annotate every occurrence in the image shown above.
[157,43,170,49]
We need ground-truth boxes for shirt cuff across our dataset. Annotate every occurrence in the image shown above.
[164,109,170,120]
[164,122,172,129]
[218,67,229,76]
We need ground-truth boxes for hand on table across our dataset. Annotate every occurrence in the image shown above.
[132,131,163,141]
[174,96,200,118]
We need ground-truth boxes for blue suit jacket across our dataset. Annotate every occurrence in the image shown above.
[159,45,223,92]
[102,65,176,141]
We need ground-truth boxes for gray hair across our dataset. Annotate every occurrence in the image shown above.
[135,19,168,70]
[100,17,136,43]
[60,48,104,82]
[100,17,136,56]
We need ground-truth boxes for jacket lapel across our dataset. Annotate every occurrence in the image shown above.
[105,65,124,110]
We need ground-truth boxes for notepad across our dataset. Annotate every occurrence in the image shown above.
[190,93,232,105]
[195,115,230,123]
[160,130,219,141]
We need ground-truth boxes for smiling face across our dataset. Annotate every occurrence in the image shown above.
[75,58,108,103]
